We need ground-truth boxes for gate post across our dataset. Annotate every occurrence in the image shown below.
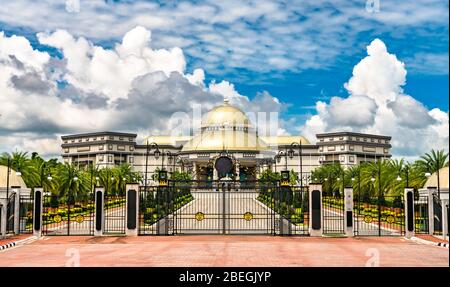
[426,187,436,235]
[33,188,43,238]
[344,187,354,237]
[308,183,322,237]
[441,199,448,241]
[404,188,415,239]
[125,184,139,236]
[13,189,20,234]
[0,202,6,239]
[94,187,104,236]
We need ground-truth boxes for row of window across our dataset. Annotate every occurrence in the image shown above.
[64,144,135,153]
[319,136,389,144]
[319,145,389,153]
[97,155,134,163]
[63,135,135,144]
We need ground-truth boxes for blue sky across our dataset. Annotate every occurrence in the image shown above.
[0,0,448,158]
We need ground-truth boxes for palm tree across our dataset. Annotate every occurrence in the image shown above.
[416,149,448,173]
[56,164,89,202]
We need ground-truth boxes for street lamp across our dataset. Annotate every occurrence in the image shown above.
[275,150,287,171]
[289,141,303,187]
[144,141,160,191]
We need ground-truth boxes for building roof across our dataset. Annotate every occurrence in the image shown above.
[143,135,191,146]
[261,135,310,145]
[424,166,449,190]
[61,131,137,140]
[0,165,27,188]
[316,131,391,140]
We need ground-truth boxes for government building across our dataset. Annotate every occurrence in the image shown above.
[61,99,392,184]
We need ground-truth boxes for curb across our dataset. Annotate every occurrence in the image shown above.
[410,236,449,249]
[0,236,37,251]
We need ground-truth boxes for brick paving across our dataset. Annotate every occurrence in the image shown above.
[0,235,448,267]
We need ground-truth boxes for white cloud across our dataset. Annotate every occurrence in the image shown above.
[300,38,449,158]
[0,27,285,157]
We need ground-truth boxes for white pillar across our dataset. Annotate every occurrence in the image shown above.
[442,199,448,241]
[94,187,104,236]
[427,187,436,235]
[344,187,354,237]
[33,188,43,238]
[125,184,139,236]
[0,201,6,239]
[13,189,20,234]
[404,188,415,239]
[308,184,322,237]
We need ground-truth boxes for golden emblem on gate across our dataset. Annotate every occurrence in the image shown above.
[363,215,373,223]
[385,215,395,224]
[195,212,205,221]
[53,215,62,223]
[75,215,85,223]
[243,212,253,221]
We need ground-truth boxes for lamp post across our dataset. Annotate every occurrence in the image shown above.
[396,165,410,188]
[144,141,160,192]
[275,150,287,171]
[289,141,303,187]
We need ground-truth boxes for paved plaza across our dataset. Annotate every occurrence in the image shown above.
[0,235,448,267]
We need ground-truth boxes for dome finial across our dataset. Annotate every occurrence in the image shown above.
[223,97,230,105]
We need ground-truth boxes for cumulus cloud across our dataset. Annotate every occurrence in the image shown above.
[0,27,284,157]
[300,38,449,158]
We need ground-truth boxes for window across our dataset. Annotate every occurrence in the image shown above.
[340,145,345,151]
[100,136,105,140]
[85,138,89,142]
[129,138,134,142]
[356,137,359,141]
[129,146,135,151]
[99,145,104,150]
[349,156,355,163]
[319,138,324,142]
[108,144,113,150]
[119,136,124,140]
[128,156,134,163]
[109,136,114,140]
[329,138,333,141]
[378,139,381,143]
[64,140,68,143]
[371,138,375,142]
[340,156,345,162]
[77,146,90,152]
[363,138,367,142]
[363,146,376,152]
[99,155,104,162]
[327,146,336,151]
[108,155,113,162]
[319,147,323,152]
[384,148,389,154]
[349,145,354,151]
[117,145,125,151]
[78,139,82,142]
[385,140,389,143]
[64,148,69,153]
[339,137,344,140]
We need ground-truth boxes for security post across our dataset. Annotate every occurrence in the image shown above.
[344,187,354,237]
[126,183,139,236]
[309,182,322,237]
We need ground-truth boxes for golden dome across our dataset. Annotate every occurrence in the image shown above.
[424,166,449,190]
[0,165,27,188]
[201,99,251,129]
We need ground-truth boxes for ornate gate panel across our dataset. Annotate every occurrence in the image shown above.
[414,196,429,234]
[19,192,34,234]
[322,194,345,235]
[354,194,405,236]
[103,192,126,235]
[42,192,94,236]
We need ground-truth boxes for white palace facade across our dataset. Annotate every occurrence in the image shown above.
[61,100,392,183]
